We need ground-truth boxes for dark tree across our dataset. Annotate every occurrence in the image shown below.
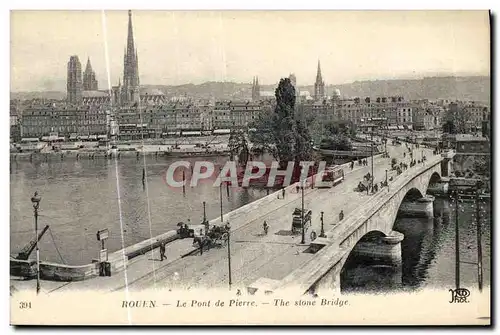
[249,77,315,169]
[319,136,353,151]
[294,114,314,162]
[324,120,356,137]
[442,120,456,134]
[229,129,250,166]
[272,78,297,167]
[473,156,490,177]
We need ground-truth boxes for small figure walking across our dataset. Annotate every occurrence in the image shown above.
[281,187,285,199]
[339,210,344,222]
[159,241,166,261]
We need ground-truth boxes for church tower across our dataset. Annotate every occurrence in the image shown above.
[83,57,98,91]
[314,60,325,101]
[251,76,260,102]
[122,10,140,105]
[67,55,83,104]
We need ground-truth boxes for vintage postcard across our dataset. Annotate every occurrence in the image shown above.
[9,9,491,325]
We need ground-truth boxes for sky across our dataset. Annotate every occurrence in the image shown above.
[10,10,490,92]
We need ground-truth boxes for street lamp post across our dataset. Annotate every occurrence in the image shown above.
[454,189,460,290]
[227,223,232,290]
[219,168,223,222]
[386,169,389,191]
[370,136,374,193]
[30,191,41,295]
[301,181,305,244]
[319,211,325,238]
[202,201,207,224]
[475,183,483,292]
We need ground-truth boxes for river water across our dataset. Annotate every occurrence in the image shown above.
[11,158,491,292]
[341,197,491,292]
[10,156,268,265]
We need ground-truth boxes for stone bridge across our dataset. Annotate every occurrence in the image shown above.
[252,150,455,296]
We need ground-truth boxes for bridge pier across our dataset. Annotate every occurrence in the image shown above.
[350,231,405,267]
[309,231,405,296]
[440,150,455,177]
[427,181,449,196]
[398,195,434,218]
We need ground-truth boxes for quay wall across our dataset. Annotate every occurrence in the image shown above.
[10,149,230,161]
[10,230,181,282]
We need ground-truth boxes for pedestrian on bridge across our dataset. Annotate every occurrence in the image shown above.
[282,187,285,199]
[159,241,167,261]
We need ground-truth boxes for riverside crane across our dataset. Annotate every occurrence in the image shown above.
[14,225,49,260]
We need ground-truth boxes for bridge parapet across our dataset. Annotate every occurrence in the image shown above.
[441,149,456,159]
[273,151,444,295]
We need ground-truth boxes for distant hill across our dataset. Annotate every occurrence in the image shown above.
[11,91,67,101]
[11,76,490,103]
[332,76,490,103]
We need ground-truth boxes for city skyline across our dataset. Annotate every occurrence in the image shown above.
[11,10,490,92]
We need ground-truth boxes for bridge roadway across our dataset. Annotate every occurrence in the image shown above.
[116,140,433,292]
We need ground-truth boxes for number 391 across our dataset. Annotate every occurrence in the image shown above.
[19,302,31,309]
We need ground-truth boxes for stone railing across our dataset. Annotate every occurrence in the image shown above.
[256,149,442,294]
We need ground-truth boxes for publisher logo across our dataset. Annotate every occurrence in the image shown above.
[449,288,470,304]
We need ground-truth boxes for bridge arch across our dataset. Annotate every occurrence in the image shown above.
[338,230,387,269]
[339,230,402,292]
[428,171,442,185]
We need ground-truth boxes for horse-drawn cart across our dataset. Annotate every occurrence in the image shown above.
[207,225,229,247]
[192,224,230,254]
[291,208,312,235]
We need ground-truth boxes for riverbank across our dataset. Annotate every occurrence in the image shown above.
[10,227,202,282]
[11,147,231,161]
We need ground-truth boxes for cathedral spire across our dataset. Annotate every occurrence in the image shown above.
[83,56,98,91]
[252,75,260,102]
[314,59,325,101]
[316,59,323,83]
[85,57,92,72]
[122,10,140,105]
[127,10,135,57]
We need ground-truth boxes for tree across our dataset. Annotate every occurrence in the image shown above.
[324,120,356,137]
[442,120,456,134]
[472,156,490,177]
[294,114,314,162]
[319,136,353,151]
[454,106,472,133]
[445,104,472,134]
[228,129,250,166]
[249,77,314,169]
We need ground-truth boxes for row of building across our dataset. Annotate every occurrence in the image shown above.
[14,100,271,141]
[12,11,489,143]
[11,95,489,142]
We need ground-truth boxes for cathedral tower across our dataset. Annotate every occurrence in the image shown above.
[122,10,140,105]
[314,60,325,101]
[251,76,260,102]
[83,57,98,91]
[67,55,83,104]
